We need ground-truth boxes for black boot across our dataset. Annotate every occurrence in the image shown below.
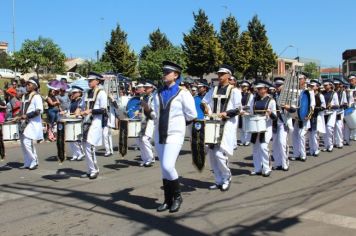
[157,179,172,212]
[169,179,183,213]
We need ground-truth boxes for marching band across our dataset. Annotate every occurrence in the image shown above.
[1,62,356,214]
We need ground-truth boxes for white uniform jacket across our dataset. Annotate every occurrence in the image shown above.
[202,86,242,156]
[23,93,44,141]
[141,94,155,139]
[150,88,197,145]
[324,91,339,127]
[81,89,108,146]
[249,95,277,144]
[107,98,118,129]
[314,93,326,134]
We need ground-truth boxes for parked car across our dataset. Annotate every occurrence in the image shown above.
[0,69,20,79]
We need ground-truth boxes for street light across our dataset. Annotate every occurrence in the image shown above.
[278,45,294,58]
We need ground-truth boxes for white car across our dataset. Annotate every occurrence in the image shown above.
[0,69,20,79]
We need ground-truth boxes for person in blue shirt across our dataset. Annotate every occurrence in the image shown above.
[194,81,209,119]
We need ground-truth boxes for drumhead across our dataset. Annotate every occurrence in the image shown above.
[298,90,311,120]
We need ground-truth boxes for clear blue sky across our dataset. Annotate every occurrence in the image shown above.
[0,0,354,67]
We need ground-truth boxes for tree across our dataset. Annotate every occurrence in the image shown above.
[236,31,253,77]
[76,60,113,76]
[246,15,277,79]
[10,36,66,77]
[0,52,10,68]
[303,62,320,79]
[219,15,240,73]
[139,46,186,83]
[102,24,137,77]
[140,28,172,59]
[182,9,224,79]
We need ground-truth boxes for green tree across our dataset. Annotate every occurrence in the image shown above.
[246,15,276,79]
[140,28,173,59]
[10,36,66,77]
[76,60,113,76]
[303,62,320,79]
[102,24,137,77]
[182,9,224,79]
[139,46,186,83]
[236,31,253,76]
[0,52,10,68]
[219,15,240,73]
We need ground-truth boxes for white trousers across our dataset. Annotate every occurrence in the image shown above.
[138,135,154,163]
[208,146,231,185]
[155,143,181,180]
[334,119,344,147]
[309,130,320,154]
[20,135,38,167]
[103,126,113,154]
[69,141,84,158]
[83,141,99,174]
[253,137,271,173]
[272,123,289,169]
[240,129,251,144]
[292,122,307,158]
[323,125,334,149]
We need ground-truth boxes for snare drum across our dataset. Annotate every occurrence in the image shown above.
[204,120,222,144]
[2,121,20,140]
[59,118,82,142]
[242,115,267,133]
[127,119,141,137]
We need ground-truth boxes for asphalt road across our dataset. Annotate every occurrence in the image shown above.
[1,136,356,236]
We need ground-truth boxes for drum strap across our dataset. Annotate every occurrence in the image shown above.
[21,91,37,115]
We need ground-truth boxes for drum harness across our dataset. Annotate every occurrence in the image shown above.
[209,84,234,146]
[19,91,37,133]
[251,95,271,144]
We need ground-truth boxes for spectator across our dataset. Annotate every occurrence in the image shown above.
[46,89,60,141]
[6,87,21,118]
[0,90,7,124]
[57,88,70,113]
[17,78,27,95]
[11,80,18,89]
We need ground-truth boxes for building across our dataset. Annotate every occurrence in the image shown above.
[0,42,8,53]
[342,49,356,77]
[320,67,342,80]
[272,57,304,77]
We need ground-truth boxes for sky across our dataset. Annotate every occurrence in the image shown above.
[0,0,355,68]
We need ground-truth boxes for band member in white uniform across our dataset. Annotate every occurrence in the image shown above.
[143,61,197,213]
[18,77,44,170]
[238,80,253,146]
[138,80,156,167]
[103,94,119,157]
[78,72,108,179]
[308,80,326,156]
[272,77,294,171]
[348,75,356,141]
[322,79,339,152]
[202,64,242,190]
[333,78,348,149]
[344,75,356,145]
[291,74,315,161]
[246,80,277,177]
[68,86,85,161]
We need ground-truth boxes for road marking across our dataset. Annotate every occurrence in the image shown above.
[281,207,356,230]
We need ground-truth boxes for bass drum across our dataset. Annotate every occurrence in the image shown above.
[298,90,312,120]
[344,107,356,129]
